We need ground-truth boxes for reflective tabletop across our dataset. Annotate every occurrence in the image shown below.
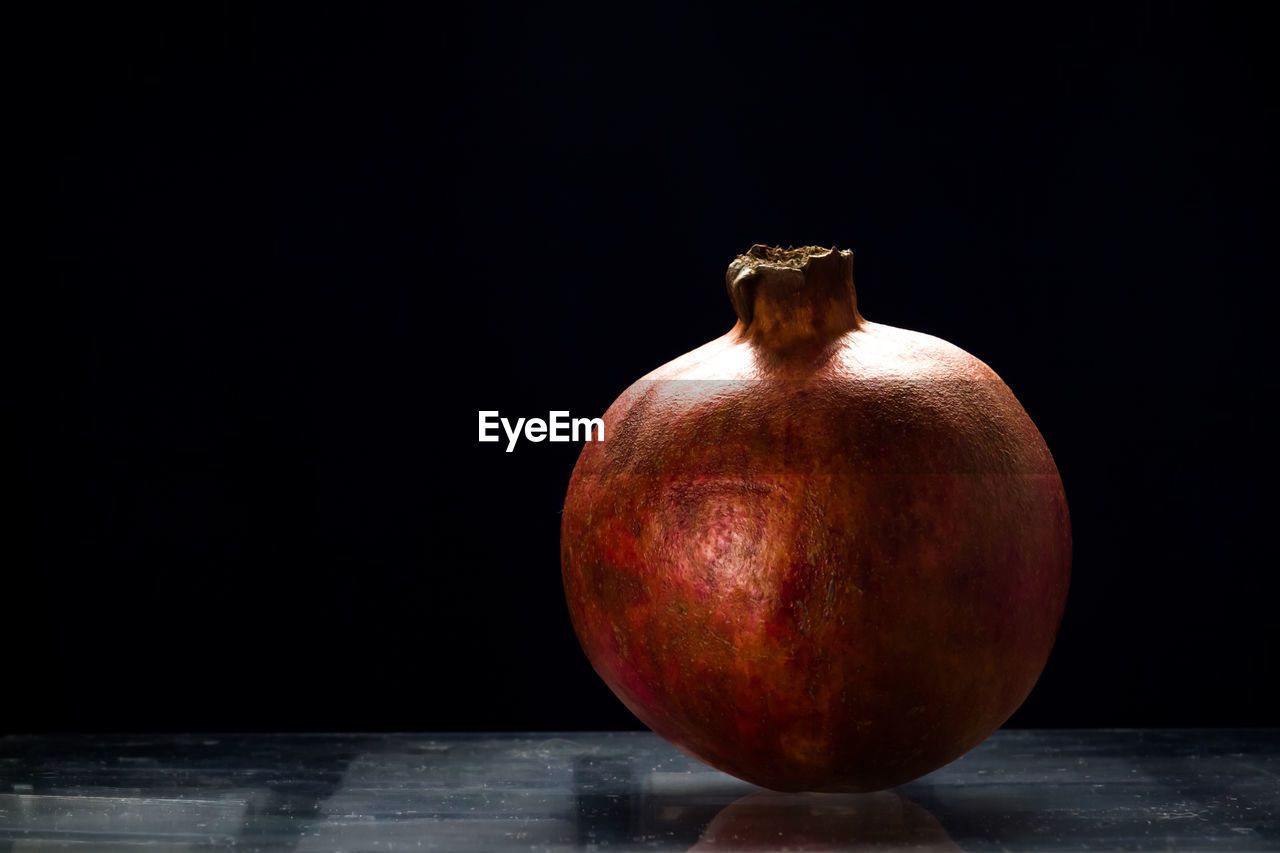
[1,730,1276,851]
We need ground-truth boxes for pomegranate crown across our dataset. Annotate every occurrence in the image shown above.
[726,244,860,347]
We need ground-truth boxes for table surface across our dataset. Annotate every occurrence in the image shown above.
[0,730,1276,851]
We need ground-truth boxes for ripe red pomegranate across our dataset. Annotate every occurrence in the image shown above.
[561,245,1070,792]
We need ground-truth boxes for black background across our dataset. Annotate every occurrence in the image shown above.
[14,5,1277,734]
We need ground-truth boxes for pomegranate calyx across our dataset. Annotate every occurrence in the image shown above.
[726,245,862,351]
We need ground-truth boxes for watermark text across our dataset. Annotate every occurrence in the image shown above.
[478,411,604,452]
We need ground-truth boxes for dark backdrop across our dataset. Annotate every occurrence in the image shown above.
[14,5,1277,733]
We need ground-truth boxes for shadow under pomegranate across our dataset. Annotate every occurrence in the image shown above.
[689,790,960,852]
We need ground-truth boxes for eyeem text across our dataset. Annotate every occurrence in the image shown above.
[478,411,605,452]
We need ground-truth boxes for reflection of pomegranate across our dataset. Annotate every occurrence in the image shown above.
[690,791,960,852]
[562,246,1070,792]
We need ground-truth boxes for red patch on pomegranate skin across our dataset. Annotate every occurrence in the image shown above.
[613,661,658,709]
[596,517,641,571]
[562,245,1071,793]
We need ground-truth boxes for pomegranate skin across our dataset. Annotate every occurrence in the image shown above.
[561,246,1070,792]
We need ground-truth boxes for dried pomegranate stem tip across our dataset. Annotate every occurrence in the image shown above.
[740,245,840,268]
[726,244,861,348]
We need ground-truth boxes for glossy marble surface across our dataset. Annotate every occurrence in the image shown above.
[0,730,1275,851]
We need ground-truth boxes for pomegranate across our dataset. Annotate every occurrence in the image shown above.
[561,245,1070,792]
